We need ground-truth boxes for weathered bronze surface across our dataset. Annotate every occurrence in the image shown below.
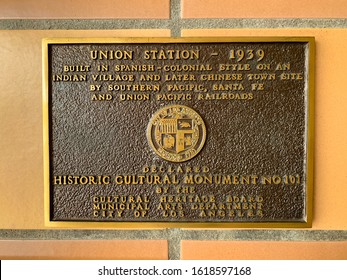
[43,37,314,228]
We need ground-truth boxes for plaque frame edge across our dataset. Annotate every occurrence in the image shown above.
[42,37,315,229]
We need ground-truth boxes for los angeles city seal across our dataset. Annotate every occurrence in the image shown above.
[147,105,206,162]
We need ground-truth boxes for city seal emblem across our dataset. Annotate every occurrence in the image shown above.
[147,105,206,162]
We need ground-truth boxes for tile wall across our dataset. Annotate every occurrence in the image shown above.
[0,0,346,259]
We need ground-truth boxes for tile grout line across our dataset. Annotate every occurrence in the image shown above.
[167,228,181,260]
[0,230,346,241]
[180,18,347,29]
[1,18,347,30]
[181,230,347,241]
[0,19,172,30]
[170,0,181,37]
[167,0,182,259]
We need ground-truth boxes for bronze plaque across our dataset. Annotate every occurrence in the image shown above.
[43,37,314,228]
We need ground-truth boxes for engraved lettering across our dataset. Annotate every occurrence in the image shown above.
[91,50,133,60]
[144,49,200,60]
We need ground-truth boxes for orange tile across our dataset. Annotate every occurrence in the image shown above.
[0,240,168,259]
[182,0,347,18]
[181,241,347,260]
[0,0,170,19]
[182,29,347,230]
[0,30,170,229]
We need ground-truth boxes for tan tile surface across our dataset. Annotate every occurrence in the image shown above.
[0,240,168,259]
[181,241,347,260]
[0,30,170,229]
[0,0,170,19]
[182,0,347,18]
[182,29,347,230]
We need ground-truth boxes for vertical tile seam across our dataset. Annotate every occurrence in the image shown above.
[167,0,182,259]
[170,0,181,37]
[167,228,181,260]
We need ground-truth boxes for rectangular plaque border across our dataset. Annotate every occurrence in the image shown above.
[43,37,315,228]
